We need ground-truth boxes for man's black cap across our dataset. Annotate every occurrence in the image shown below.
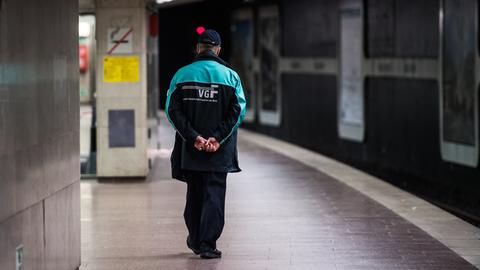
[198,29,222,46]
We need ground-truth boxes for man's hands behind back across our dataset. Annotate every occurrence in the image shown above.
[194,136,208,151]
[194,136,220,153]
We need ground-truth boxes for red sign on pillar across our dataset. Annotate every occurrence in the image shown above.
[150,14,159,37]
[79,44,89,73]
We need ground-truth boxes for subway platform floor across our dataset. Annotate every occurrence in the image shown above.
[80,119,480,270]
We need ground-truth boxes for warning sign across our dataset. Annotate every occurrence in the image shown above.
[103,56,140,83]
[107,27,133,54]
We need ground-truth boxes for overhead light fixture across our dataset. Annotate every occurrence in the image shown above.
[156,0,175,3]
[79,22,91,38]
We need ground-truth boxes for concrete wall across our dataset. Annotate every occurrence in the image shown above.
[0,0,81,269]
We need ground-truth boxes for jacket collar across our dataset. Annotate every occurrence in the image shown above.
[193,50,232,69]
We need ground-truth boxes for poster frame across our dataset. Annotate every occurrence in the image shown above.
[338,0,366,142]
[232,8,256,123]
[258,5,282,127]
[439,0,479,167]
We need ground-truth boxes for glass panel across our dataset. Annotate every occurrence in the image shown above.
[231,15,254,112]
[340,0,364,126]
[259,13,279,112]
[443,0,476,145]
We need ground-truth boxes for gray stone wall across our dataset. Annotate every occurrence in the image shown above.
[0,0,80,269]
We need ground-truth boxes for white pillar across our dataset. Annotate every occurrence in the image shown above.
[95,0,148,177]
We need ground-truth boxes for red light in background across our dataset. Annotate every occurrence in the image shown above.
[196,26,206,35]
[79,44,89,73]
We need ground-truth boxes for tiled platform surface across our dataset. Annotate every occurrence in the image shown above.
[80,121,478,270]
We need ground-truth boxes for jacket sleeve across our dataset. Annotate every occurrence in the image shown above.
[165,80,200,143]
[212,77,247,145]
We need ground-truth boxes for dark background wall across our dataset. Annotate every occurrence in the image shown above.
[157,0,480,224]
[366,0,439,57]
[158,0,238,109]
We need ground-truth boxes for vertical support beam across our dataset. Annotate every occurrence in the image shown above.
[147,12,160,150]
[95,0,148,177]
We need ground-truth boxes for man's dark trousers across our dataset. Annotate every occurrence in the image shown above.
[184,171,227,250]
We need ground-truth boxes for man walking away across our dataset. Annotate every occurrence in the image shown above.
[165,29,246,259]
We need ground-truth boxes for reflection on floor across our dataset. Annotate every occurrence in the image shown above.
[80,119,477,270]
[80,105,92,164]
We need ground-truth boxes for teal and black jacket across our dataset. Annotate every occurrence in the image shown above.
[165,51,246,181]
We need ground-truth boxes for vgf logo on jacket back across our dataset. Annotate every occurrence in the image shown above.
[198,89,218,99]
[182,84,219,102]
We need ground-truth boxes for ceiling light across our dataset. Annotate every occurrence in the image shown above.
[79,22,91,38]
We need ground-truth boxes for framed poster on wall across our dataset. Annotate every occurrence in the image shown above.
[231,9,255,122]
[338,0,365,142]
[440,0,479,167]
[258,6,281,126]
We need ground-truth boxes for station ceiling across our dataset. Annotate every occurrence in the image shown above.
[79,0,204,13]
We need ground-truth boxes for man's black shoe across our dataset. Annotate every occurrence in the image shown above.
[200,248,222,259]
[186,236,200,255]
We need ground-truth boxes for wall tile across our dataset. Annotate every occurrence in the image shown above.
[0,203,45,270]
[44,183,81,270]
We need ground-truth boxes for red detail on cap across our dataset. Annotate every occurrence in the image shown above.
[196,26,206,35]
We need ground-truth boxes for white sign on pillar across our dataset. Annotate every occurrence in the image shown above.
[107,27,133,54]
[338,0,365,142]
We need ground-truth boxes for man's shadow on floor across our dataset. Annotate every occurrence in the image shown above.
[157,252,221,262]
